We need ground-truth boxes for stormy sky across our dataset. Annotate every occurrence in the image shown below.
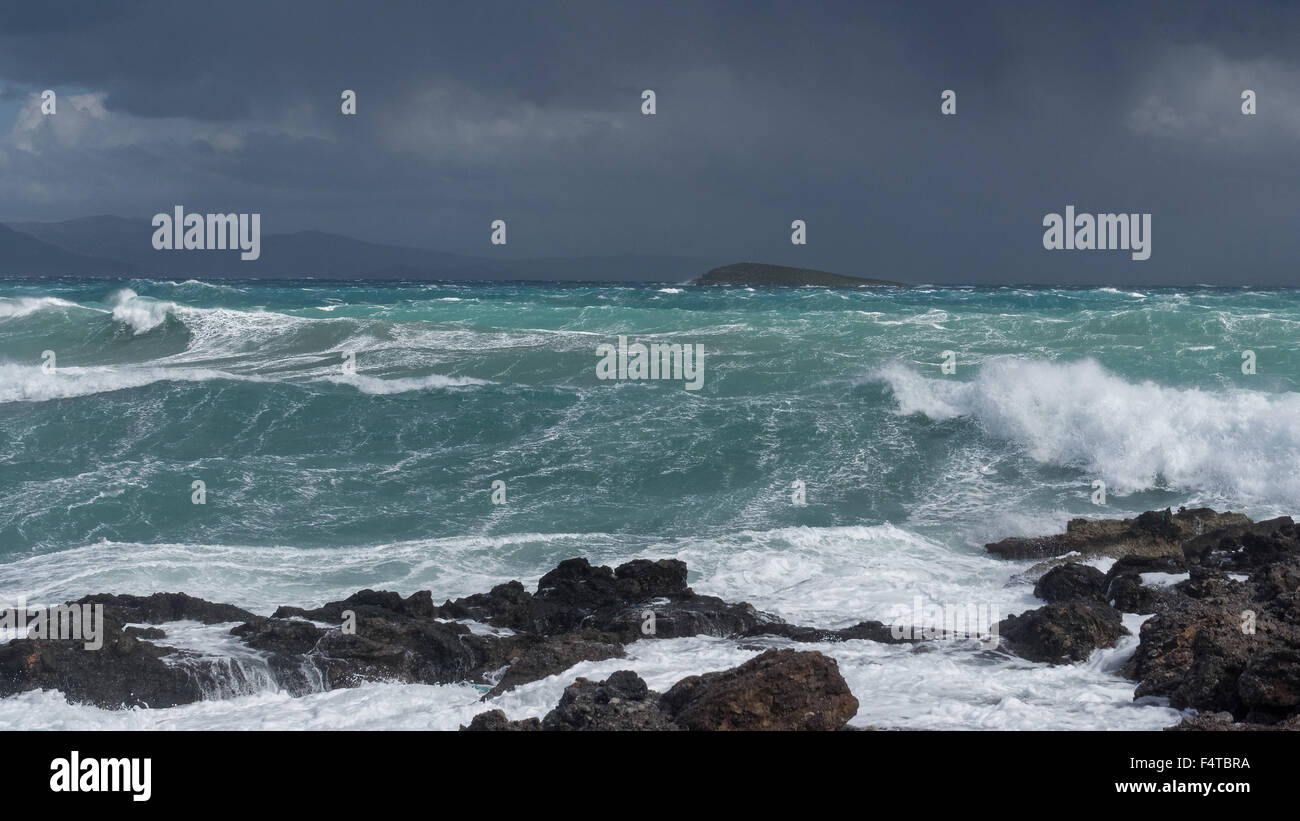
[1,0,1299,285]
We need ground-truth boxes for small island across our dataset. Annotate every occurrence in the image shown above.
[694,262,907,288]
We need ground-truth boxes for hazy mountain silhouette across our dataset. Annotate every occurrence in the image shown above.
[3,217,720,282]
[0,222,130,276]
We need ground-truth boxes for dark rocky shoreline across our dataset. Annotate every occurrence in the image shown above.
[1,508,1297,730]
[991,507,1300,729]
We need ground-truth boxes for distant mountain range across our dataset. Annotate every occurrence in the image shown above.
[0,216,722,282]
[0,222,127,275]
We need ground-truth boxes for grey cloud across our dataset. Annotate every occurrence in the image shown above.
[2,0,1299,284]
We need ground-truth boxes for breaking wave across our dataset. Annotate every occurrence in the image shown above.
[876,357,1300,507]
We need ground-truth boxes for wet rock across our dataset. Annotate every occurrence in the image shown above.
[1102,554,1188,613]
[601,596,776,641]
[437,580,535,631]
[310,617,510,689]
[985,533,1080,561]
[1128,509,1184,542]
[232,617,325,655]
[1175,566,1245,601]
[1105,575,1174,614]
[987,508,1251,561]
[1182,516,1298,569]
[1122,515,1300,725]
[1167,712,1300,731]
[1125,599,1293,717]
[484,631,625,697]
[525,557,772,640]
[1034,563,1108,604]
[1105,554,1187,584]
[441,556,779,642]
[471,650,861,732]
[272,588,437,622]
[997,601,1127,664]
[660,649,859,731]
[0,553,906,710]
[75,592,258,625]
[232,602,520,692]
[542,671,680,731]
[529,558,627,634]
[1250,556,1300,602]
[615,559,692,599]
[461,710,542,731]
[1236,649,1300,716]
[0,614,203,708]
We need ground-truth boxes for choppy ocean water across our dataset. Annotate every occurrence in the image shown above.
[1,277,1297,730]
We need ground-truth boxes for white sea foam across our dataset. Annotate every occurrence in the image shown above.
[0,357,488,404]
[109,289,178,334]
[0,524,1179,730]
[0,523,1043,648]
[876,357,1300,509]
[645,523,1041,628]
[0,296,87,319]
[1139,572,1190,588]
[0,533,612,614]
[323,372,491,394]
[0,363,259,403]
[0,632,1185,731]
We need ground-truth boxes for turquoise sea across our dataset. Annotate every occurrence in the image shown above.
[1,277,1297,729]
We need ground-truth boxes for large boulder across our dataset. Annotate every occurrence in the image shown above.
[542,670,680,731]
[997,601,1128,664]
[1034,563,1108,604]
[461,710,542,731]
[0,613,204,708]
[467,650,862,732]
[660,649,859,731]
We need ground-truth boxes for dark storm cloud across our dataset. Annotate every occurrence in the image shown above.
[2,0,1300,284]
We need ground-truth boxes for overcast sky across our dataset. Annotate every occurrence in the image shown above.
[2,0,1299,284]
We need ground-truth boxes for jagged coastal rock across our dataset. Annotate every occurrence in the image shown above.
[694,262,906,288]
[985,507,1250,561]
[987,508,1300,729]
[462,650,858,731]
[0,556,890,727]
[1,509,1296,729]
